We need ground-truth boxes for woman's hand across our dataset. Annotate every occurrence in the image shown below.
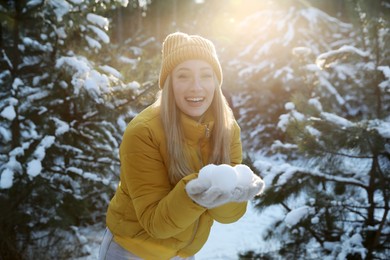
[185,178,233,209]
[231,174,264,202]
[185,163,265,208]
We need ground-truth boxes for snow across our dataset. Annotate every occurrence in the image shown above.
[369,120,390,139]
[320,112,353,127]
[20,136,56,180]
[48,0,71,22]
[378,65,390,78]
[118,56,139,68]
[26,0,42,8]
[377,123,390,138]
[199,164,237,191]
[292,46,311,56]
[56,27,67,39]
[284,102,295,110]
[86,13,109,30]
[271,140,298,150]
[308,98,322,111]
[85,36,102,50]
[198,164,259,192]
[311,216,319,224]
[277,114,290,132]
[377,66,390,91]
[234,164,254,186]
[196,202,279,259]
[117,117,127,132]
[87,25,110,44]
[305,125,321,137]
[100,65,123,79]
[27,159,42,177]
[117,0,129,7]
[55,56,113,101]
[316,45,369,69]
[0,105,16,121]
[327,233,367,260]
[284,206,312,228]
[12,78,23,90]
[276,163,299,186]
[318,77,346,105]
[255,157,368,188]
[0,126,11,142]
[277,109,305,132]
[79,201,278,260]
[0,168,14,189]
[38,136,56,152]
[1,50,13,69]
[51,117,70,136]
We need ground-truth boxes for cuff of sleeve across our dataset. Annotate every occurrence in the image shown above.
[168,174,206,227]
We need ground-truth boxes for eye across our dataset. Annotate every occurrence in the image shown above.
[177,73,190,79]
[201,73,213,80]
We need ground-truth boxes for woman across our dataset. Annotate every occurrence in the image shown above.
[99,32,264,260]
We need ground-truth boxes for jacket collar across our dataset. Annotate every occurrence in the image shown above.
[180,110,215,145]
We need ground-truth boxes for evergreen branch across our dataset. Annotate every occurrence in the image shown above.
[280,202,291,212]
[307,226,324,245]
[315,147,374,159]
[113,80,158,110]
[338,203,387,209]
[297,168,367,189]
[333,219,367,224]
[342,205,368,221]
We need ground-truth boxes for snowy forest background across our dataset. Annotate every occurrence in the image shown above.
[0,0,389,259]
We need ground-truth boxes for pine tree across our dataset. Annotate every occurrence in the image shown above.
[0,0,159,258]
[247,1,389,259]
[227,1,356,155]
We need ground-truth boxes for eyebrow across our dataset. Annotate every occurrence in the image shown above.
[175,67,213,72]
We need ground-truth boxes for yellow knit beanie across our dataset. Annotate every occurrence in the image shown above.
[159,32,223,89]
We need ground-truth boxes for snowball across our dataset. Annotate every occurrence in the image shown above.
[199,164,217,179]
[199,164,237,192]
[234,164,254,186]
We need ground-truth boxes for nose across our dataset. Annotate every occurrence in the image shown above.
[191,76,203,90]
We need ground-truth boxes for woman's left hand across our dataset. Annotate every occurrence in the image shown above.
[231,174,265,202]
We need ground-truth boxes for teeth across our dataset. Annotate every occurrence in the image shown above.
[186,97,204,102]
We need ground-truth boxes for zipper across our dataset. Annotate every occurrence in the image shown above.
[196,123,210,168]
[196,142,204,168]
[183,124,209,250]
[205,124,210,138]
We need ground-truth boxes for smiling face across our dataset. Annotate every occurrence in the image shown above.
[171,60,216,119]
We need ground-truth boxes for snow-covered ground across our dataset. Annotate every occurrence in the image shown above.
[78,201,281,260]
[196,202,281,259]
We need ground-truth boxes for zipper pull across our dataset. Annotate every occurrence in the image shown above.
[205,124,210,138]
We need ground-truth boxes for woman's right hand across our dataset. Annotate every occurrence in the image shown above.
[185,178,233,209]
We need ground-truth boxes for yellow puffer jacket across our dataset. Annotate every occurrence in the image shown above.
[106,104,246,260]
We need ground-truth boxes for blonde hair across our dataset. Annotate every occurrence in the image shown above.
[156,75,235,185]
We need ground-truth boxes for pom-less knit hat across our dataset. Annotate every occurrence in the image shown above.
[159,32,223,89]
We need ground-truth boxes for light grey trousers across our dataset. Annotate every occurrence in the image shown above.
[98,228,195,260]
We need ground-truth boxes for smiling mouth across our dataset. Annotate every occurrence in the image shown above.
[186,97,204,102]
